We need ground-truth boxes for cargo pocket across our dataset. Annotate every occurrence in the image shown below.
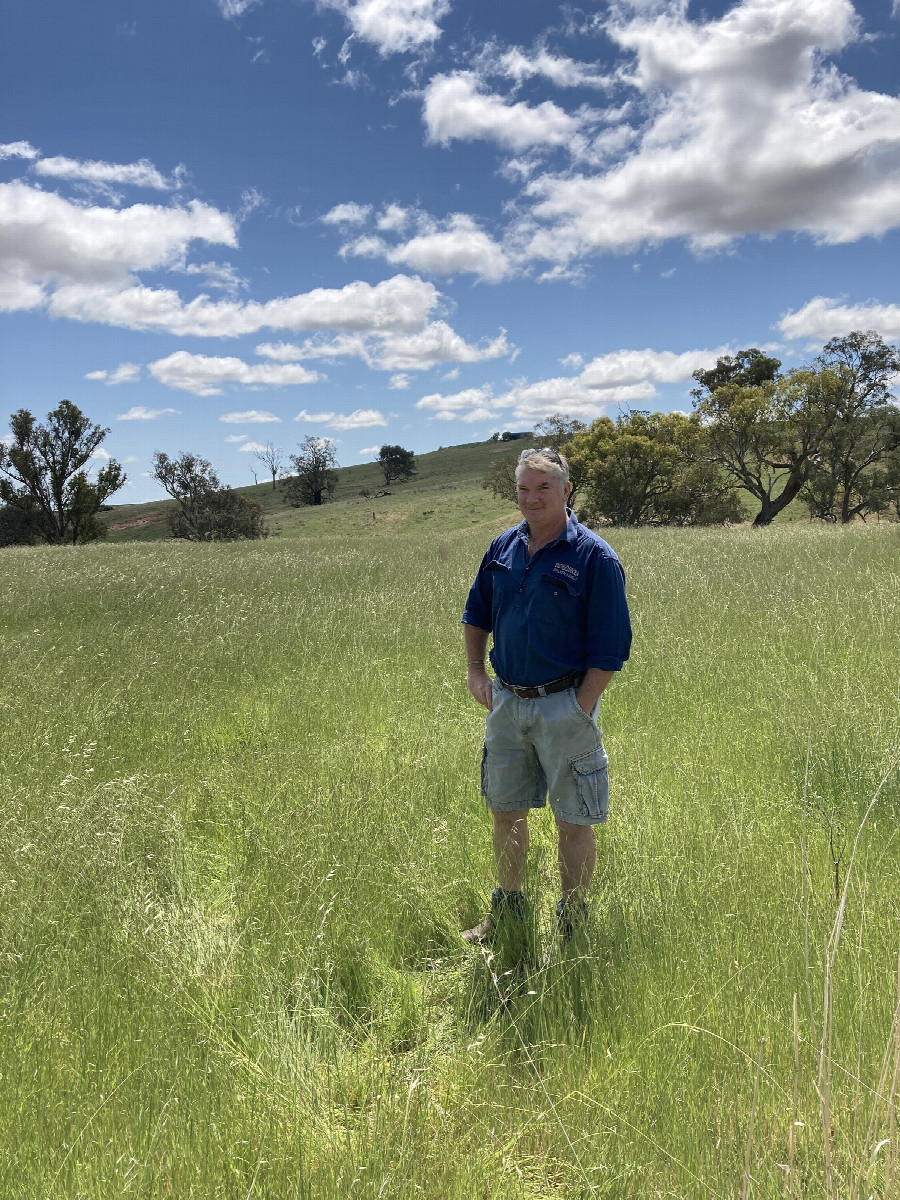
[480,745,488,798]
[570,746,609,821]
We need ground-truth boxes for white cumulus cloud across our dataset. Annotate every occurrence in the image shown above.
[295,408,388,429]
[577,347,732,390]
[255,341,306,361]
[255,321,509,371]
[376,204,409,233]
[84,362,141,385]
[490,46,614,90]
[342,212,511,282]
[148,352,320,396]
[389,373,410,389]
[215,0,263,18]
[371,322,510,370]
[416,344,734,423]
[423,72,584,151]
[219,410,282,423]
[778,296,900,342]
[518,0,900,264]
[320,0,450,55]
[183,261,247,293]
[0,141,40,160]
[0,182,236,311]
[0,183,444,339]
[321,201,372,225]
[33,155,180,191]
[116,406,178,420]
[416,384,494,415]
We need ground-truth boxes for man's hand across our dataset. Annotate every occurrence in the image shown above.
[467,666,494,711]
[575,667,615,714]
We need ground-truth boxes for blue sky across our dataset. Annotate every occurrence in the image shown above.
[1,0,898,502]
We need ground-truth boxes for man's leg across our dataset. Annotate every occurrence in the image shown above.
[462,809,530,945]
[495,809,529,891]
[556,819,595,903]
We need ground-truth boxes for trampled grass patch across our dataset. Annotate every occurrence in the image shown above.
[1,521,898,1197]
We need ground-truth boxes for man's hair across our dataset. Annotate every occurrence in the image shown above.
[515,446,569,484]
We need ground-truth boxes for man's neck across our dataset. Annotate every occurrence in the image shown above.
[526,512,568,552]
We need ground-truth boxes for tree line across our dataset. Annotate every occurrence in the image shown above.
[484,331,900,527]
[3,330,895,545]
[0,405,418,546]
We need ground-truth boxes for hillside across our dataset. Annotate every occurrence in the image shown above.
[101,436,538,543]
[99,432,827,543]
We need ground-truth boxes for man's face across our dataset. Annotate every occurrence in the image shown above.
[516,466,571,528]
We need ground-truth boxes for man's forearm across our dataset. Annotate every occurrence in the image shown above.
[576,667,615,714]
[464,623,490,667]
[464,624,493,710]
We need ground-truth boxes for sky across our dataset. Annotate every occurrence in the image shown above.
[1,0,899,503]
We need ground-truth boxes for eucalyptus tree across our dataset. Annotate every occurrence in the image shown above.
[0,400,125,544]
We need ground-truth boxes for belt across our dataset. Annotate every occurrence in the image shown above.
[498,670,584,699]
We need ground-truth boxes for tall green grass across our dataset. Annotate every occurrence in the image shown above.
[1,521,898,1197]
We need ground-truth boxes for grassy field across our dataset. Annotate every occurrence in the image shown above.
[1,489,898,1196]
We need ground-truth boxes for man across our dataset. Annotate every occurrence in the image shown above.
[461,447,631,951]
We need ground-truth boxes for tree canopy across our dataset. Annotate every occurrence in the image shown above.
[692,332,899,525]
[566,410,745,527]
[0,400,125,545]
[801,332,900,523]
[151,451,267,541]
[378,444,417,485]
[482,452,519,504]
[284,437,338,506]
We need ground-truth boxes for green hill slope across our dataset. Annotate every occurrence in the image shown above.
[102,437,537,543]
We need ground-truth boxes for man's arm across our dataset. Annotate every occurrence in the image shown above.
[576,667,615,715]
[464,624,494,711]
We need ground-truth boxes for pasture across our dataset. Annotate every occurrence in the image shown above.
[1,514,898,1197]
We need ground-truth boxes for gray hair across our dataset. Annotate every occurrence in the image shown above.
[515,446,569,484]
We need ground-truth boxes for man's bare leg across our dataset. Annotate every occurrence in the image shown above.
[462,810,530,945]
[556,819,595,902]
[494,809,529,891]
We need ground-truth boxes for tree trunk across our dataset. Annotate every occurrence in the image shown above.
[751,469,806,526]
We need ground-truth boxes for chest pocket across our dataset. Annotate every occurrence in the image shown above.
[540,573,580,599]
[535,572,580,624]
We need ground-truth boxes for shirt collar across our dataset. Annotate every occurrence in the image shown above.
[516,510,579,548]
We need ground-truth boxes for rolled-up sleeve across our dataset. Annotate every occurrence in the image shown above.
[585,553,631,671]
[461,548,495,631]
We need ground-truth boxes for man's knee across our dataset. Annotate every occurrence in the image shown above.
[555,818,595,843]
[494,809,528,829]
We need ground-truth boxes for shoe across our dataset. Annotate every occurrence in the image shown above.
[540,898,589,968]
[461,888,527,945]
[554,897,589,942]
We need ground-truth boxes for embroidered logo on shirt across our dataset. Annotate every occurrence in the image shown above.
[553,562,579,581]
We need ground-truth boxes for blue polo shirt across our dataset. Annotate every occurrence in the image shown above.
[462,514,631,687]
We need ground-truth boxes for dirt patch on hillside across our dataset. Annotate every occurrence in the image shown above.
[105,514,161,534]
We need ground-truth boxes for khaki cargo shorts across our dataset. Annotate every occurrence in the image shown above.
[481,677,610,826]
